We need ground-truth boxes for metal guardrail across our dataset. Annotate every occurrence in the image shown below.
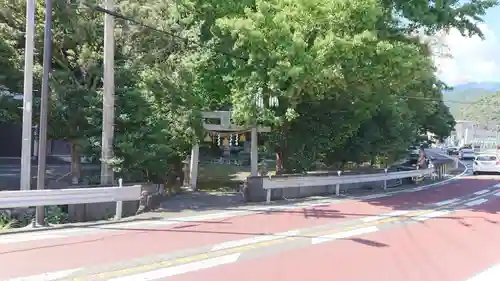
[0,179,142,220]
[263,168,436,203]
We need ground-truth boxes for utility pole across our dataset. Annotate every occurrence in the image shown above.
[35,0,53,226]
[100,0,115,185]
[20,0,36,191]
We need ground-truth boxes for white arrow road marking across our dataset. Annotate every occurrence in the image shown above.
[5,268,83,281]
[474,189,490,195]
[465,198,489,207]
[360,210,411,222]
[435,198,460,206]
[311,226,379,245]
[413,210,451,222]
[466,263,500,281]
[211,230,299,251]
[107,253,242,281]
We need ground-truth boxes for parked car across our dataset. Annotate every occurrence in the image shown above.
[473,154,500,175]
[446,147,459,155]
[459,147,475,160]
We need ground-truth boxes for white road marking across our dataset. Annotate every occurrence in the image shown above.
[107,253,241,281]
[494,192,500,197]
[275,204,304,210]
[466,263,500,281]
[0,233,67,244]
[474,189,490,195]
[180,211,248,222]
[465,198,489,207]
[0,227,119,244]
[4,268,82,281]
[98,220,179,229]
[493,183,500,188]
[311,226,379,245]
[211,230,299,251]
[99,211,249,230]
[413,210,451,222]
[360,210,411,222]
[435,198,460,206]
[359,194,389,200]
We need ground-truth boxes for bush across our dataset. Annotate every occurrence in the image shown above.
[0,206,69,230]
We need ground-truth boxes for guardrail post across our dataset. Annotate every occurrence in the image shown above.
[416,166,421,184]
[336,170,342,196]
[115,178,123,220]
[455,157,459,169]
[266,188,271,204]
[383,168,388,191]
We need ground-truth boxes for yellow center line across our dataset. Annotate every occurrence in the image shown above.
[64,198,467,280]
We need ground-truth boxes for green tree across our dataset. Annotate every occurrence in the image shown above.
[0,0,494,183]
[194,0,468,172]
[0,28,23,123]
[0,0,203,186]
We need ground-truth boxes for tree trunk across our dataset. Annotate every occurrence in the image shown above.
[275,148,283,175]
[165,157,184,196]
[275,120,289,175]
[70,141,81,185]
[175,160,185,189]
[370,156,375,167]
[171,159,184,193]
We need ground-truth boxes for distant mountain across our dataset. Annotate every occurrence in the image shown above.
[444,82,500,94]
[457,92,500,127]
[443,82,500,119]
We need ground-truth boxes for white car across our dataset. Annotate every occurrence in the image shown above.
[472,154,500,175]
[459,148,475,160]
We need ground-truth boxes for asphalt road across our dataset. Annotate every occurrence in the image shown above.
[1,157,500,281]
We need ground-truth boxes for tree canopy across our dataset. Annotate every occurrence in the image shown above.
[0,0,496,180]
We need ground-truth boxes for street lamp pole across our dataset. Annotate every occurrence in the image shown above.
[35,0,53,226]
[19,0,36,191]
[100,0,115,185]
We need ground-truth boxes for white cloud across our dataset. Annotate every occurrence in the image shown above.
[432,23,500,86]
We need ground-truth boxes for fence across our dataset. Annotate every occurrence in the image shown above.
[262,167,438,203]
[0,179,142,221]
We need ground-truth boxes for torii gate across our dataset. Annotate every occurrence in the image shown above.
[189,111,271,189]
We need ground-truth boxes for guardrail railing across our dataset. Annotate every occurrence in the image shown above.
[0,179,142,220]
[262,167,436,203]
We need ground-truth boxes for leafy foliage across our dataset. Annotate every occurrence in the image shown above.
[0,0,496,180]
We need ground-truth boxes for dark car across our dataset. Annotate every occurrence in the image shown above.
[447,147,459,155]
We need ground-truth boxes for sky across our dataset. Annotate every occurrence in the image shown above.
[434,4,500,86]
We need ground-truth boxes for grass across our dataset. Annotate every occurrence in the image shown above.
[0,217,15,231]
[197,161,276,192]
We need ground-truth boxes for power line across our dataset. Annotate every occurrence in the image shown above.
[83,3,481,106]
[82,3,249,61]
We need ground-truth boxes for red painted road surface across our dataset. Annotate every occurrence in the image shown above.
[167,196,500,281]
[0,177,499,280]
